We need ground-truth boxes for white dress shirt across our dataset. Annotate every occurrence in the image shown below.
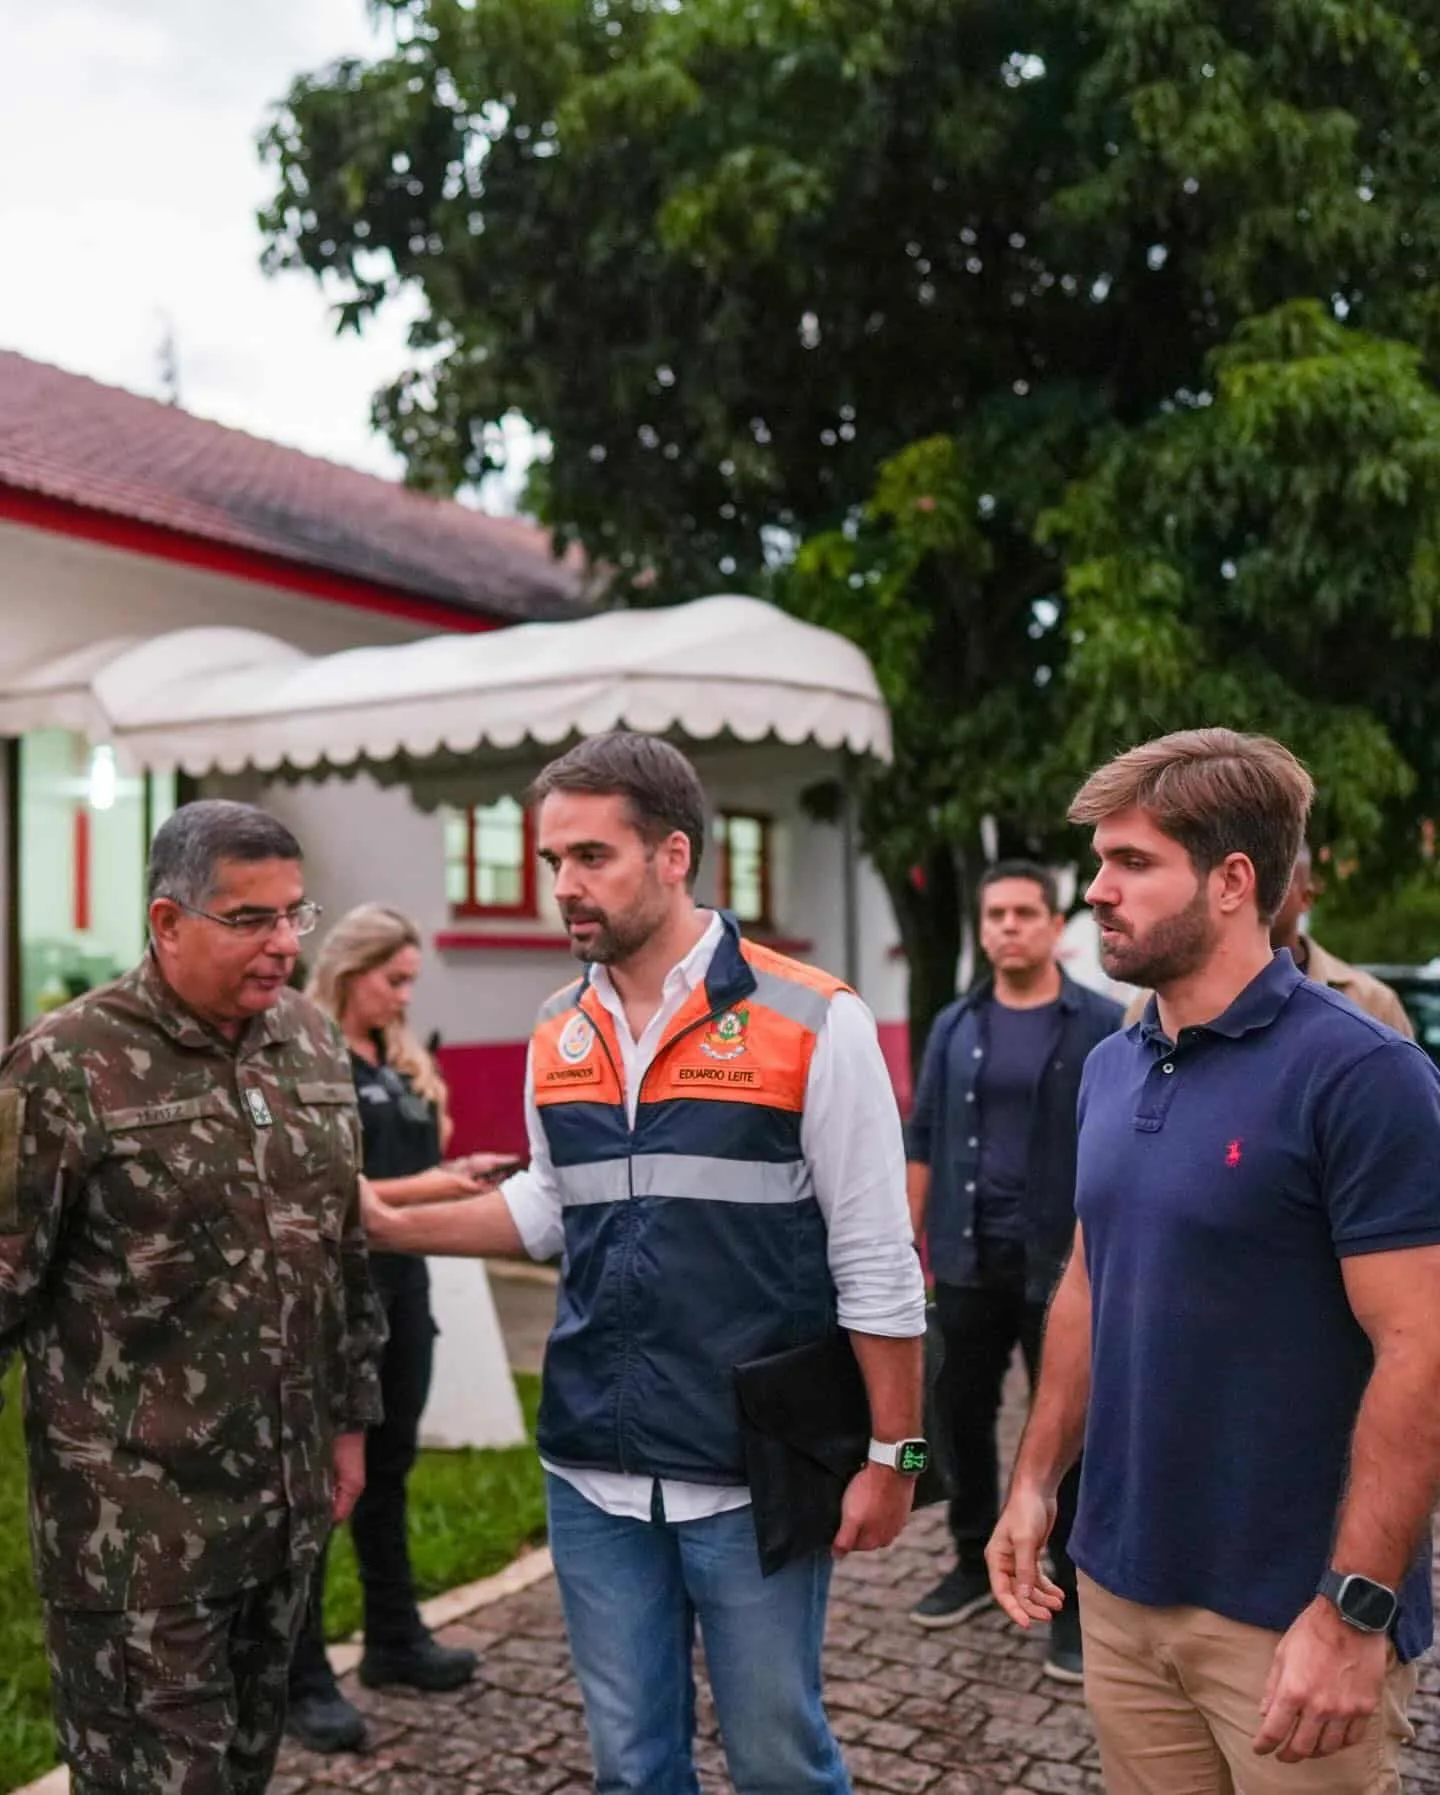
[502,910,925,1521]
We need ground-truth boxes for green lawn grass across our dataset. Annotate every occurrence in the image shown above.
[0,1365,545,1792]
[0,1365,49,1794]
[322,1371,545,1640]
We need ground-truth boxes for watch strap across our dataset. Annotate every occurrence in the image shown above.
[867,1439,903,1470]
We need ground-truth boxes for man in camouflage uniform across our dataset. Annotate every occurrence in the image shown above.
[0,799,386,1795]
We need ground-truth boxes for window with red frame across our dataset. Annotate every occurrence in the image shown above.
[444,798,537,918]
[714,812,772,928]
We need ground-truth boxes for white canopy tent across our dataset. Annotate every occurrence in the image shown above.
[0,634,145,740]
[0,594,892,976]
[18,593,887,775]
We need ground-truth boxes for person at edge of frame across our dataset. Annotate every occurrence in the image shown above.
[905,859,1121,1684]
[0,799,386,1795]
[286,903,517,1753]
[364,730,928,1795]
[988,728,1440,1795]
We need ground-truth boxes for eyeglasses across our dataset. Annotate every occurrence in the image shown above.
[176,900,323,939]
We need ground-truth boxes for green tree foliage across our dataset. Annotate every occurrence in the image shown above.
[1044,301,1440,853]
[260,0,1440,1049]
[1314,863,1440,967]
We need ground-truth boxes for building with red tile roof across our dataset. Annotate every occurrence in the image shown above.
[0,349,587,630]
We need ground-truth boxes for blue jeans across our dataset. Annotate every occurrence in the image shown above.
[546,1474,851,1795]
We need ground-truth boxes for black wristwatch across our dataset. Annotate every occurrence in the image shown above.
[1316,1568,1398,1634]
[868,1437,930,1476]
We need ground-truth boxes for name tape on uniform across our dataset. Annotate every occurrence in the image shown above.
[671,1066,763,1089]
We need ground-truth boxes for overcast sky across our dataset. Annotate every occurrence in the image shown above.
[0,0,472,484]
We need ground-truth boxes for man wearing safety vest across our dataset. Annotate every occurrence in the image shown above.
[364,730,927,1795]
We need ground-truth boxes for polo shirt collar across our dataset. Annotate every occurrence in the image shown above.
[1136,950,1303,1046]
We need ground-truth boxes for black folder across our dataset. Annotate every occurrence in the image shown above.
[733,1321,949,1577]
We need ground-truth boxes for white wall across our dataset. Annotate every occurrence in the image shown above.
[0,519,430,680]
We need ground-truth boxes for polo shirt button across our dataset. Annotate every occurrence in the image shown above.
[968,1136,978,1148]
[962,1226,974,1239]
[965,1181,976,1193]
[972,1047,983,1059]
[965,1092,976,1104]
[1162,1062,1175,1074]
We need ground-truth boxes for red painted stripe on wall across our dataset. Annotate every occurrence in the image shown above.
[437,1039,531,1158]
[876,1019,912,1117]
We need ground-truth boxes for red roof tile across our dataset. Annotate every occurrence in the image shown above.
[0,351,586,621]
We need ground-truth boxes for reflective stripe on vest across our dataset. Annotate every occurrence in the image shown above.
[552,1153,813,1208]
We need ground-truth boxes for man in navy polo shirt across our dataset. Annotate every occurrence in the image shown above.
[988,727,1440,1795]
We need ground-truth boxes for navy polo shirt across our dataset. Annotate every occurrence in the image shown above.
[1069,952,1440,1661]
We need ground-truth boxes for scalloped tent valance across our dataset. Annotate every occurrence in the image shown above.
[0,597,890,795]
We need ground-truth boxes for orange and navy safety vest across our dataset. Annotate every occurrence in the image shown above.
[531,911,848,1485]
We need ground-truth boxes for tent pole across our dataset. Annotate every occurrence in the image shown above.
[840,753,860,991]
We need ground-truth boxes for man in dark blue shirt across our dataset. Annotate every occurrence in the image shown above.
[906,861,1120,1680]
[988,728,1440,1795]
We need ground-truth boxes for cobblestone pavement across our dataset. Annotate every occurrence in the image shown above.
[270,1497,1440,1795]
[18,1285,1440,1795]
[268,1296,1440,1795]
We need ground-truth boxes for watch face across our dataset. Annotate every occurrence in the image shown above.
[1342,1577,1396,1632]
[897,1439,930,1475]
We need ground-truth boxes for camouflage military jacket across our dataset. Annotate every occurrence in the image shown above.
[0,955,386,1610]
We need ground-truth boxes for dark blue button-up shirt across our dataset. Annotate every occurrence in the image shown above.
[1070,951,1440,1660]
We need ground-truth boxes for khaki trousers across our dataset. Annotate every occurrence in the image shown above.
[1078,1570,1417,1795]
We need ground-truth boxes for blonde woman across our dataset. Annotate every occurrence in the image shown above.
[287,904,513,1754]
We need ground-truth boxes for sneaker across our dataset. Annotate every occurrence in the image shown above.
[359,1632,478,1692]
[1043,1602,1084,1684]
[286,1688,369,1753]
[909,1565,995,1630]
